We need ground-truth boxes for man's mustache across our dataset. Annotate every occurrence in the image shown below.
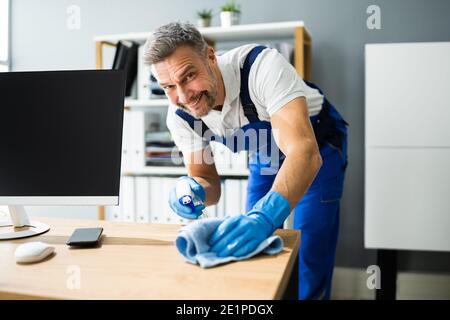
[177,90,208,108]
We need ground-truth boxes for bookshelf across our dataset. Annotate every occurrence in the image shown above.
[94,21,312,220]
[123,166,249,177]
[124,98,169,109]
[95,21,312,83]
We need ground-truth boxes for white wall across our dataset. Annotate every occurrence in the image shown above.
[10,0,450,273]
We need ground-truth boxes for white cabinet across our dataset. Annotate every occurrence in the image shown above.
[365,148,450,251]
[365,42,450,148]
[365,42,450,252]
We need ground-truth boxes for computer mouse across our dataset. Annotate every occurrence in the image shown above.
[14,241,55,264]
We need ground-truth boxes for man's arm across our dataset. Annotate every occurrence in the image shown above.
[185,147,221,206]
[207,97,321,257]
[270,96,323,208]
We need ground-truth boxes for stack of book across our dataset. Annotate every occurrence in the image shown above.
[145,131,183,167]
[112,40,139,97]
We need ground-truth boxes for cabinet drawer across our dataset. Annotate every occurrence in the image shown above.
[365,147,450,251]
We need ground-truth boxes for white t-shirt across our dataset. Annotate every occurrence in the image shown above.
[166,44,324,155]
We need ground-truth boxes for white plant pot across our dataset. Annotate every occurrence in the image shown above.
[197,18,211,28]
[220,11,240,27]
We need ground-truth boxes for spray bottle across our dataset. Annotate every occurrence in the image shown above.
[175,178,208,218]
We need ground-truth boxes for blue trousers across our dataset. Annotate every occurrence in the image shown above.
[246,108,348,300]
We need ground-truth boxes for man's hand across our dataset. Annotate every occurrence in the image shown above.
[169,148,221,220]
[208,213,273,257]
[209,191,291,257]
[169,176,205,219]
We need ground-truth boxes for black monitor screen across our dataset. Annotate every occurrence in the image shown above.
[0,70,125,196]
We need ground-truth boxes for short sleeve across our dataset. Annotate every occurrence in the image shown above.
[249,47,307,116]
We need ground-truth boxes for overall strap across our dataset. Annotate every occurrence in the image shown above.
[175,44,268,137]
[304,80,349,154]
[239,45,267,123]
[175,108,210,137]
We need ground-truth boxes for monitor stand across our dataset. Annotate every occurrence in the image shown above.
[0,205,50,240]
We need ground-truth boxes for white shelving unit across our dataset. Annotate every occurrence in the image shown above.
[124,98,169,109]
[94,21,312,220]
[94,21,306,44]
[95,20,312,92]
[122,166,249,177]
[124,99,169,108]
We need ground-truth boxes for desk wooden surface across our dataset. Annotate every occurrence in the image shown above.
[0,217,300,300]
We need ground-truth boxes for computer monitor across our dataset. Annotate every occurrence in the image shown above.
[0,70,126,240]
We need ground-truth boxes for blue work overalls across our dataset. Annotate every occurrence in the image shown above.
[176,46,348,300]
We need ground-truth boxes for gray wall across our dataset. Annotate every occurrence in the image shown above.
[11,0,450,272]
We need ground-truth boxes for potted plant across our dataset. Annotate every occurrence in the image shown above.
[196,9,213,28]
[220,1,241,27]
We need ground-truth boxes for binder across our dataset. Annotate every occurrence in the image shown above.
[149,177,163,224]
[121,176,136,222]
[122,111,145,171]
[112,40,139,97]
[131,112,145,169]
[137,45,151,100]
[224,179,242,217]
[211,142,231,174]
[206,204,217,218]
[121,111,133,171]
[105,204,121,221]
[161,178,172,224]
[240,179,248,213]
[135,176,150,223]
[106,177,125,221]
[163,177,184,224]
[216,180,226,218]
[231,151,248,171]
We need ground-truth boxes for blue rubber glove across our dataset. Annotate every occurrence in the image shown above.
[168,176,206,220]
[208,191,291,257]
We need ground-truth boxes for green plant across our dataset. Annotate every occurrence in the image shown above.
[220,1,241,13]
[197,9,213,19]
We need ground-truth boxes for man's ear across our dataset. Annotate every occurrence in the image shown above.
[206,46,216,65]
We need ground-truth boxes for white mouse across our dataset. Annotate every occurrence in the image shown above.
[14,241,55,264]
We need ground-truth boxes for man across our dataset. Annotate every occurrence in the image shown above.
[144,22,348,300]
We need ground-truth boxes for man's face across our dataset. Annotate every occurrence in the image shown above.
[152,45,218,118]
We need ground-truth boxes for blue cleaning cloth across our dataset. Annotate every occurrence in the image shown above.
[175,217,284,268]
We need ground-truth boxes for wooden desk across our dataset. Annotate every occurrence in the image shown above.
[0,217,300,300]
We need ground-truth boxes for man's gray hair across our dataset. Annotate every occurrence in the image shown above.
[143,22,208,66]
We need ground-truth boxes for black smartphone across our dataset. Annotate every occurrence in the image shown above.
[66,228,104,247]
